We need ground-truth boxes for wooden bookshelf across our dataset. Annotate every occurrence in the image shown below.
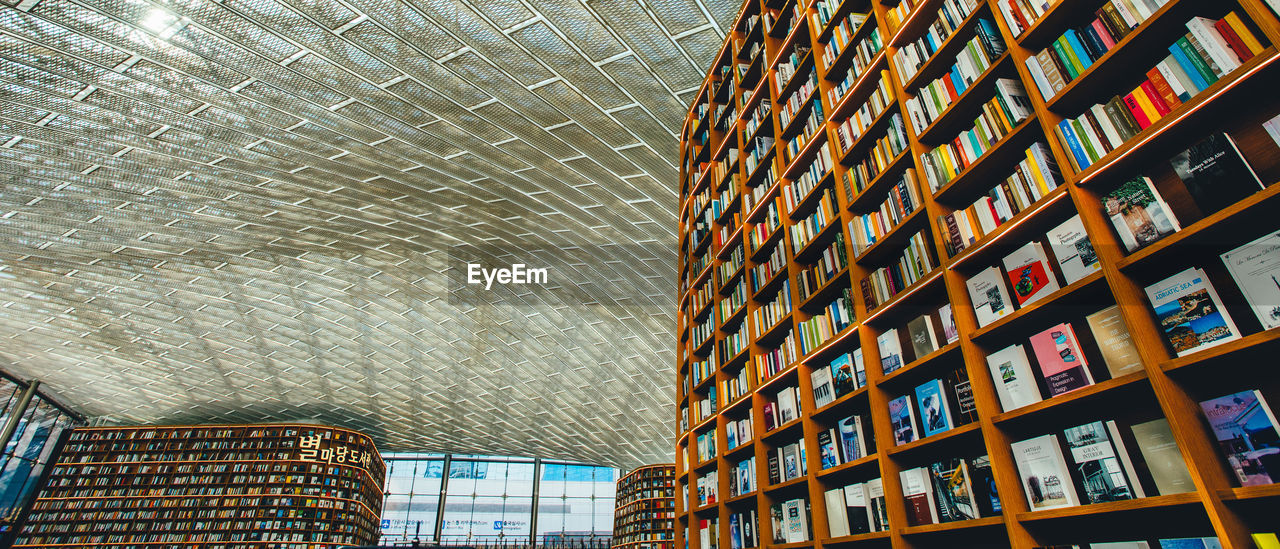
[676,0,1280,548]
[614,465,677,549]
[12,424,385,548]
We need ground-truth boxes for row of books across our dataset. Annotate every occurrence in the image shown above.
[789,188,840,253]
[898,454,1001,525]
[782,142,834,215]
[775,44,814,100]
[831,71,894,153]
[1042,540,1229,549]
[883,0,921,36]
[749,242,786,294]
[824,24,883,109]
[755,332,797,382]
[726,510,759,549]
[842,112,911,196]
[1022,0,1171,102]
[886,367,978,445]
[891,0,984,84]
[810,1,865,37]
[778,73,819,129]
[696,387,718,423]
[695,431,717,465]
[965,215,1103,327]
[995,0,1056,38]
[719,281,747,325]
[720,366,752,407]
[796,232,847,302]
[725,415,754,451]
[821,479,889,535]
[936,142,1062,257]
[766,439,808,485]
[727,456,758,498]
[849,168,924,256]
[1055,13,1265,172]
[876,303,959,374]
[695,470,718,507]
[767,498,813,544]
[903,20,1006,130]
[752,279,791,338]
[783,101,827,164]
[858,229,936,311]
[796,289,854,355]
[764,386,803,431]
[690,317,713,347]
[918,79,1033,192]
[718,245,744,287]
[814,414,870,467]
[719,322,747,364]
[746,198,782,253]
[810,351,866,409]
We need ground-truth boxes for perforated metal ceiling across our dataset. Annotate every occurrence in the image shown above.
[0,0,734,469]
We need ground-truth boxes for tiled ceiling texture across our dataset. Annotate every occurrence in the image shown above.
[0,0,736,469]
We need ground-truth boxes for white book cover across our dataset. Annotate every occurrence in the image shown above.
[778,388,799,424]
[985,344,1042,412]
[1107,420,1147,498]
[898,466,939,525]
[966,266,1013,327]
[1011,434,1081,511]
[876,328,905,374]
[1144,268,1241,357]
[811,367,836,408]
[864,478,887,532]
[1186,17,1243,72]
[783,499,804,543]
[1266,112,1280,148]
[1002,241,1061,307]
[1046,215,1101,285]
[1220,229,1280,330]
[940,303,959,343]
[824,488,850,538]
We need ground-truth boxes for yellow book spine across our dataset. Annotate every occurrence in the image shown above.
[1253,533,1280,549]
[1225,12,1265,55]
[1023,148,1050,196]
[1130,86,1162,124]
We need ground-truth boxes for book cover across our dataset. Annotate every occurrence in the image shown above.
[914,379,954,438]
[1199,390,1280,486]
[940,303,959,343]
[783,498,807,542]
[811,367,835,409]
[1103,177,1180,253]
[948,365,979,425]
[778,388,799,424]
[929,458,979,521]
[1062,420,1139,504]
[1011,434,1081,510]
[852,348,867,387]
[968,455,1002,516]
[877,328,905,374]
[1169,132,1264,216]
[1130,418,1196,495]
[768,503,786,544]
[899,467,939,526]
[1145,267,1241,356]
[823,488,850,538]
[907,314,940,360]
[1158,538,1223,549]
[1253,533,1280,549]
[842,482,871,534]
[838,415,865,462]
[829,353,858,399]
[783,443,801,481]
[1003,241,1061,306]
[818,428,841,469]
[967,266,1013,327]
[865,478,888,532]
[889,395,919,446]
[985,343,1042,411]
[1085,305,1144,378]
[1046,215,1101,285]
[1028,323,1095,396]
[1220,229,1280,330]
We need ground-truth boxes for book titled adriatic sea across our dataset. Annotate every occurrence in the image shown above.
[1144,268,1240,356]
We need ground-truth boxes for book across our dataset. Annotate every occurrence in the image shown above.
[1028,323,1095,396]
[768,503,787,544]
[811,367,835,409]
[1159,538,1223,549]
[783,443,802,481]
[1265,112,1280,148]
[1145,267,1241,356]
[929,458,979,521]
[1046,215,1101,285]
[940,303,959,343]
[829,353,858,399]
[888,395,918,445]
[914,379,954,438]
[907,313,940,360]
[843,482,871,534]
[1011,433,1081,510]
[986,343,1042,411]
[947,365,979,425]
[1003,241,1061,307]
[1220,230,1280,330]
[877,328,905,374]
[1062,420,1143,504]
[967,266,1013,327]
[1130,418,1195,495]
[899,467,939,526]
[838,415,866,462]
[1102,177,1180,253]
[1254,533,1280,549]
[1169,133,1264,216]
[817,429,841,469]
[968,455,1002,516]
[824,488,850,538]
[1085,305,1144,378]
[1199,390,1280,486]
[865,478,888,532]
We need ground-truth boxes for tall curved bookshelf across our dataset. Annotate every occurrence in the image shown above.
[675,0,1280,548]
[614,464,677,549]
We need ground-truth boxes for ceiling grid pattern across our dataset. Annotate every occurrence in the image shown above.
[0,0,735,468]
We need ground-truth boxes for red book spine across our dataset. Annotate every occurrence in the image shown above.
[1213,18,1255,63]
[1139,80,1171,116]
[1144,67,1183,109]
[1122,92,1152,129]
[1090,19,1117,49]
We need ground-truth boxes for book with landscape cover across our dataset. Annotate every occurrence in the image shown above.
[889,395,919,446]
[1199,390,1280,486]
[1028,323,1096,396]
[899,467,939,526]
[1169,132,1264,216]
[877,328,905,374]
[914,379,954,438]
[1062,420,1143,504]
[1086,305,1144,378]
[1220,229,1280,330]
[967,266,1014,327]
[842,482,871,534]
[1046,215,1101,285]
[1103,177,1180,253]
[1158,538,1223,549]
[986,343,1042,411]
[929,458,979,521]
[1003,241,1061,307]
[1131,418,1196,495]
[1011,433,1081,511]
[1144,267,1241,356]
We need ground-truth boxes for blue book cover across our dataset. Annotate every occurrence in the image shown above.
[1063,29,1095,71]
[830,353,857,398]
[1057,119,1091,170]
[889,395,918,445]
[838,415,863,462]
[949,66,967,97]
[1159,538,1223,549]
[818,429,840,469]
[1199,390,1280,486]
[726,423,738,449]
[914,379,954,438]
[1167,44,1211,92]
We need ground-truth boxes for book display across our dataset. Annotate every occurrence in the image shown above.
[677,0,1280,547]
[14,424,385,548]
[614,465,678,549]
